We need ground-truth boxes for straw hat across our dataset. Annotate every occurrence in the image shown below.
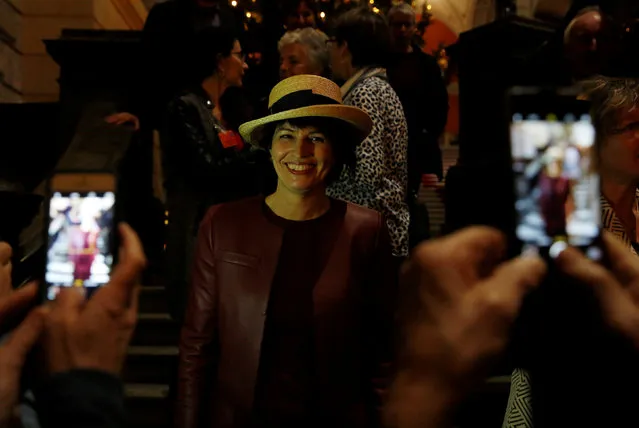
[239,75,373,146]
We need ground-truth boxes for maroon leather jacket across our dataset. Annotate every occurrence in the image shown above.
[176,196,397,428]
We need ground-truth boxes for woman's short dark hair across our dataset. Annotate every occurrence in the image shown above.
[256,117,358,185]
[282,0,318,17]
[190,27,238,84]
[331,7,391,68]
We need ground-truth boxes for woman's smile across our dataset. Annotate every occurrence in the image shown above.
[285,162,317,174]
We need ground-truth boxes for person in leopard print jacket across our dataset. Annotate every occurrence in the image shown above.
[326,7,410,258]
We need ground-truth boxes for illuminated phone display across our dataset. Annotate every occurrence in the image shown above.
[45,173,116,301]
[510,110,601,259]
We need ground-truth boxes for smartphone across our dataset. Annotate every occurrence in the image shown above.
[509,87,602,261]
[43,172,117,301]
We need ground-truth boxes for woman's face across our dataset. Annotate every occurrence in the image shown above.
[271,121,334,195]
[218,40,248,87]
[286,1,316,31]
[279,43,321,80]
[599,108,639,182]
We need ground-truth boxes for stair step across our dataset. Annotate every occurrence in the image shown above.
[132,313,179,347]
[128,345,179,356]
[123,346,178,384]
[138,286,168,314]
[125,383,170,399]
[125,383,172,428]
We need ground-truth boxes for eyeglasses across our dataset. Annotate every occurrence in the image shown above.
[232,51,246,62]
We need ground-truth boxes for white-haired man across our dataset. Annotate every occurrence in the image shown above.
[386,3,449,248]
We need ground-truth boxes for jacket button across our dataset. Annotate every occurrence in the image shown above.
[262,311,266,316]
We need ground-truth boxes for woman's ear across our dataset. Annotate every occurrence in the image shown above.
[216,53,225,75]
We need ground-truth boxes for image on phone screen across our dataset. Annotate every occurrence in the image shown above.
[45,191,115,301]
[510,112,601,259]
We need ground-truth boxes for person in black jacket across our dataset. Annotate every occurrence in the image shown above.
[141,0,244,128]
[162,27,262,322]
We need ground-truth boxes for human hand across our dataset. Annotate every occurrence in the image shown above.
[385,227,546,428]
[42,224,146,375]
[556,232,639,350]
[0,245,45,427]
[105,112,140,131]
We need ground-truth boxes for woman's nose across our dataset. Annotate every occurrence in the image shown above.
[294,138,314,157]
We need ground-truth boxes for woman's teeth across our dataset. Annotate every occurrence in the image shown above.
[286,163,315,171]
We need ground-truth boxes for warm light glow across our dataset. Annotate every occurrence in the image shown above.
[372,6,380,13]
[231,0,237,6]
[320,11,326,19]
[369,0,374,3]
[426,3,432,10]
[246,12,252,18]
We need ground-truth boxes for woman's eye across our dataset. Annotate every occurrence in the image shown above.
[279,133,293,140]
[310,136,326,143]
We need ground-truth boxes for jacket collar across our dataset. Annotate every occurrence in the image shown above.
[340,67,387,99]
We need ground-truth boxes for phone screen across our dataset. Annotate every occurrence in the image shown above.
[45,187,115,301]
[510,91,601,260]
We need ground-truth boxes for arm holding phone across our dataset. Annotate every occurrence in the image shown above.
[0,224,145,428]
[386,227,639,428]
[36,223,146,428]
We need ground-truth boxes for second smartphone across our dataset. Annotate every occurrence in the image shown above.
[508,87,601,260]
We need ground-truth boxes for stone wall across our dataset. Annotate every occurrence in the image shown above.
[0,0,147,103]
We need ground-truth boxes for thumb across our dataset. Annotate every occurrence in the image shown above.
[0,308,46,371]
[473,255,547,321]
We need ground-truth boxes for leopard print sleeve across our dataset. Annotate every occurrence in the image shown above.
[327,76,410,257]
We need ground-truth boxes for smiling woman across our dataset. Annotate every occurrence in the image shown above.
[176,75,399,428]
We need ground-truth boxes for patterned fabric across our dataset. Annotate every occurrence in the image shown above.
[600,191,639,255]
[502,190,639,428]
[327,67,410,257]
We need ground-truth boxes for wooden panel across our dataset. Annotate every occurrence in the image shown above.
[19,16,95,54]
[0,40,22,91]
[0,0,22,45]
[0,82,22,103]
[21,54,59,96]
[9,0,93,17]
[93,0,130,30]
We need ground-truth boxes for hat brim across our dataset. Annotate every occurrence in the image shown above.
[239,105,373,146]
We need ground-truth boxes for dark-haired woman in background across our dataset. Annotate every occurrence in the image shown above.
[282,0,318,31]
[327,7,410,260]
[162,27,261,321]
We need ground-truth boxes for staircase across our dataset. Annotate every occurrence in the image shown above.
[124,279,179,428]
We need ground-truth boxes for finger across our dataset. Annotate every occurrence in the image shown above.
[0,243,11,265]
[53,287,85,314]
[95,223,146,311]
[556,246,637,332]
[0,308,46,370]
[413,227,507,283]
[472,255,547,324]
[0,283,38,326]
[601,232,639,285]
